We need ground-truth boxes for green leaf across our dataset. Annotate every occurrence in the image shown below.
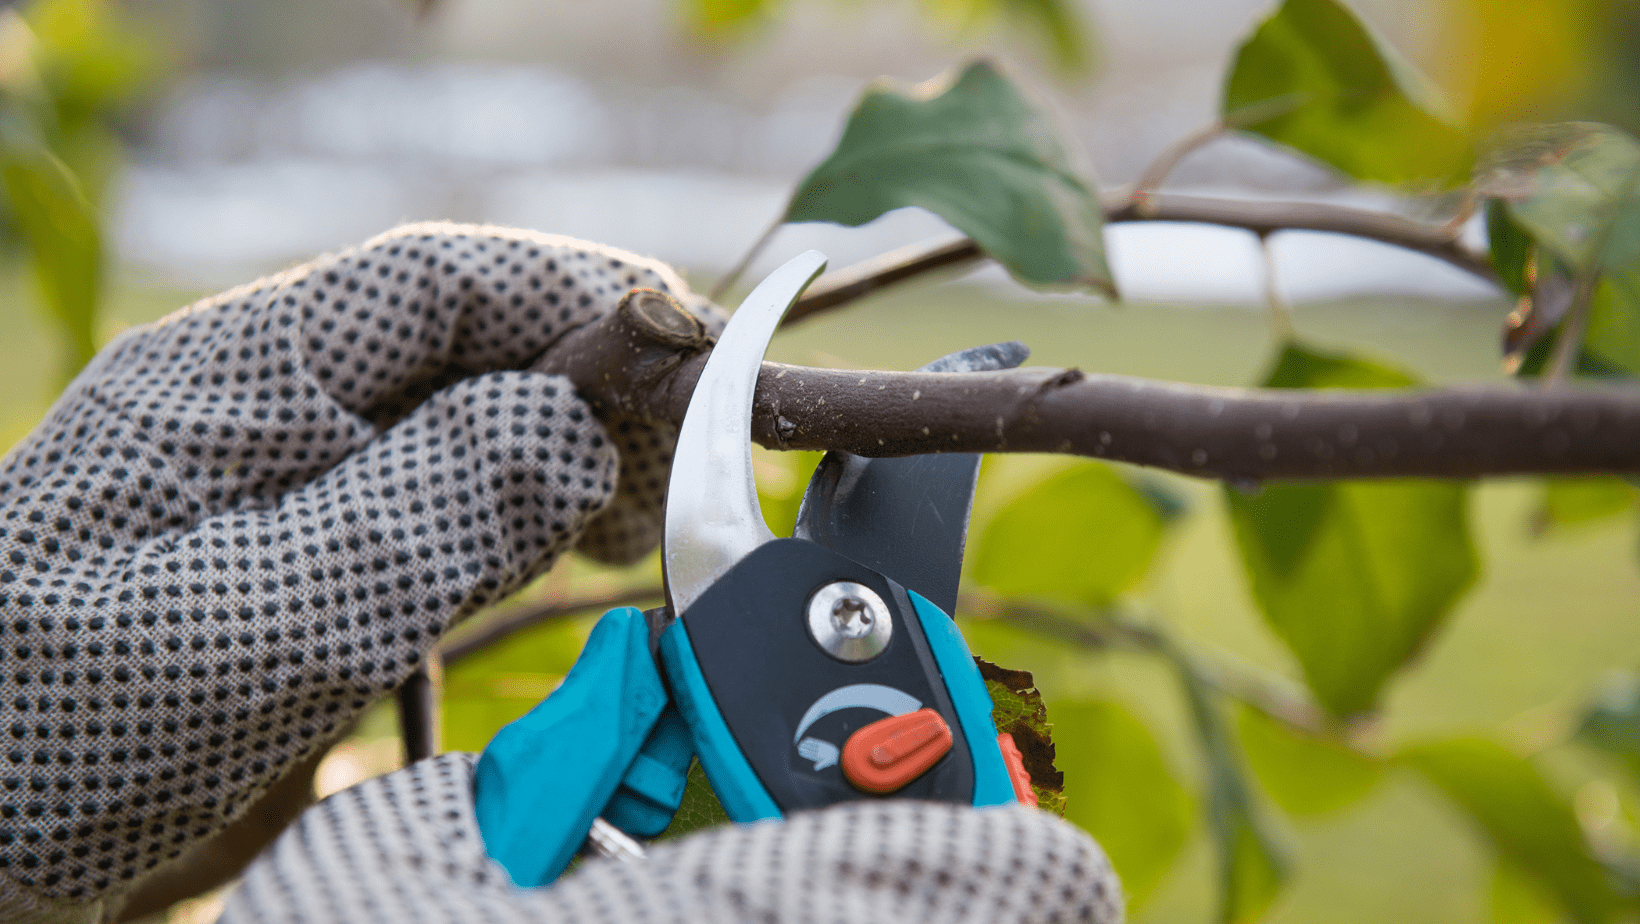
[977,658,1065,815]
[1576,672,1640,783]
[1222,0,1471,186]
[1491,859,1566,924]
[1226,343,1479,716]
[1482,124,1640,377]
[921,0,1092,73]
[1168,650,1289,923]
[972,462,1168,609]
[0,105,99,379]
[786,60,1115,297]
[1051,698,1192,908]
[1484,124,1640,277]
[682,0,774,34]
[656,760,730,840]
[1402,738,1623,924]
[1488,198,1536,298]
[1235,705,1382,817]
[1533,476,1638,532]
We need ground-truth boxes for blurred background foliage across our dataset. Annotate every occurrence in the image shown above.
[4,1,1640,923]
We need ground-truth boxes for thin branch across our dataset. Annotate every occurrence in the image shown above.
[971,598,1330,737]
[1259,236,1294,342]
[1125,122,1226,209]
[788,238,983,326]
[1105,193,1493,281]
[396,659,442,763]
[1545,268,1601,384]
[711,217,783,303]
[780,192,1497,328]
[441,586,663,666]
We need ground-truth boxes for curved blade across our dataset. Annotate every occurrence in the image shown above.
[793,341,1028,615]
[664,251,828,616]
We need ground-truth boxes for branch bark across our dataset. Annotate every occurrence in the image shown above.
[785,192,1495,328]
[559,297,1640,480]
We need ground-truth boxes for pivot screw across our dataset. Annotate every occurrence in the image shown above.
[806,581,892,662]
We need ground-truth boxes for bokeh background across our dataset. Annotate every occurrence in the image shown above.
[1,1,1638,922]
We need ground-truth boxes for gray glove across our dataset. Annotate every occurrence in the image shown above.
[220,754,1124,924]
[0,223,705,921]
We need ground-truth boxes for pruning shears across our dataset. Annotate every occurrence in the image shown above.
[473,251,1039,887]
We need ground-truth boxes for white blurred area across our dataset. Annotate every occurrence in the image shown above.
[109,0,1495,304]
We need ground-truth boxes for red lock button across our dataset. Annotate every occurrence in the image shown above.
[840,708,954,794]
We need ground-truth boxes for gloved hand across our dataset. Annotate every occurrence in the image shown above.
[0,222,712,922]
[219,754,1124,924]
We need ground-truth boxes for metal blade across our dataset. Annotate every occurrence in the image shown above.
[663,251,828,616]
[793,341,1028,615]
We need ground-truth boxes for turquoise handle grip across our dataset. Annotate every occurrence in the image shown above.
[473,607,669,887]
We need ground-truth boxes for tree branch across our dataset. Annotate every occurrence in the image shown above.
[971,598,1332,738]
[396,660,442,763]
[785,192,1496,328]
[441,586,664,666]
[559,299,1640,480]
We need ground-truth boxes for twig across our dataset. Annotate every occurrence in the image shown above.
[976,599,1329,736]
[779,192,1496,327]
[1105,193,1492,281]
[1260,236,1294,342]
[787,238,983,326]
[711,217,783,302]
[1126,122,1226,210]
[441,585,664,666]
[396,659,442,763]
[1544,268,1601,384]
[1542,173,1634,384]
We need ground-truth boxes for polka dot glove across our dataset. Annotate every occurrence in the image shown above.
[0,223,717,921]
[220,753,1124,924]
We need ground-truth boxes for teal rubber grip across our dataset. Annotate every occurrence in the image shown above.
[473,607,668,887]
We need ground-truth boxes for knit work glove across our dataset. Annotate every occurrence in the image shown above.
[220,753,1124,924]
[0,223,710,922]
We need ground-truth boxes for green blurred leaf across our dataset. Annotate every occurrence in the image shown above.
[972,462,1168,609]
[1576,672,1640,782]
[1235,705,1382,817]
[1226,343,1479,717]
[1489,198,1536,298]
[786,60,1115,296]
[1052,698,1192,908]
[440,614,593,753]
[1484,124,1640,278]
[656,760,730,839]
[1166,645,1290,923]
[0,105,99,379]
[1222,0,1471,186]
[1492,859,1566,924]
[1534,476,1638,532]
[977,658,1065,815]
[1403,738,1623,924]
[921,0,1090,72]
[1482,123,1640,377]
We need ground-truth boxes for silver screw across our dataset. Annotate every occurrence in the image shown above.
[807,581,892,662]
